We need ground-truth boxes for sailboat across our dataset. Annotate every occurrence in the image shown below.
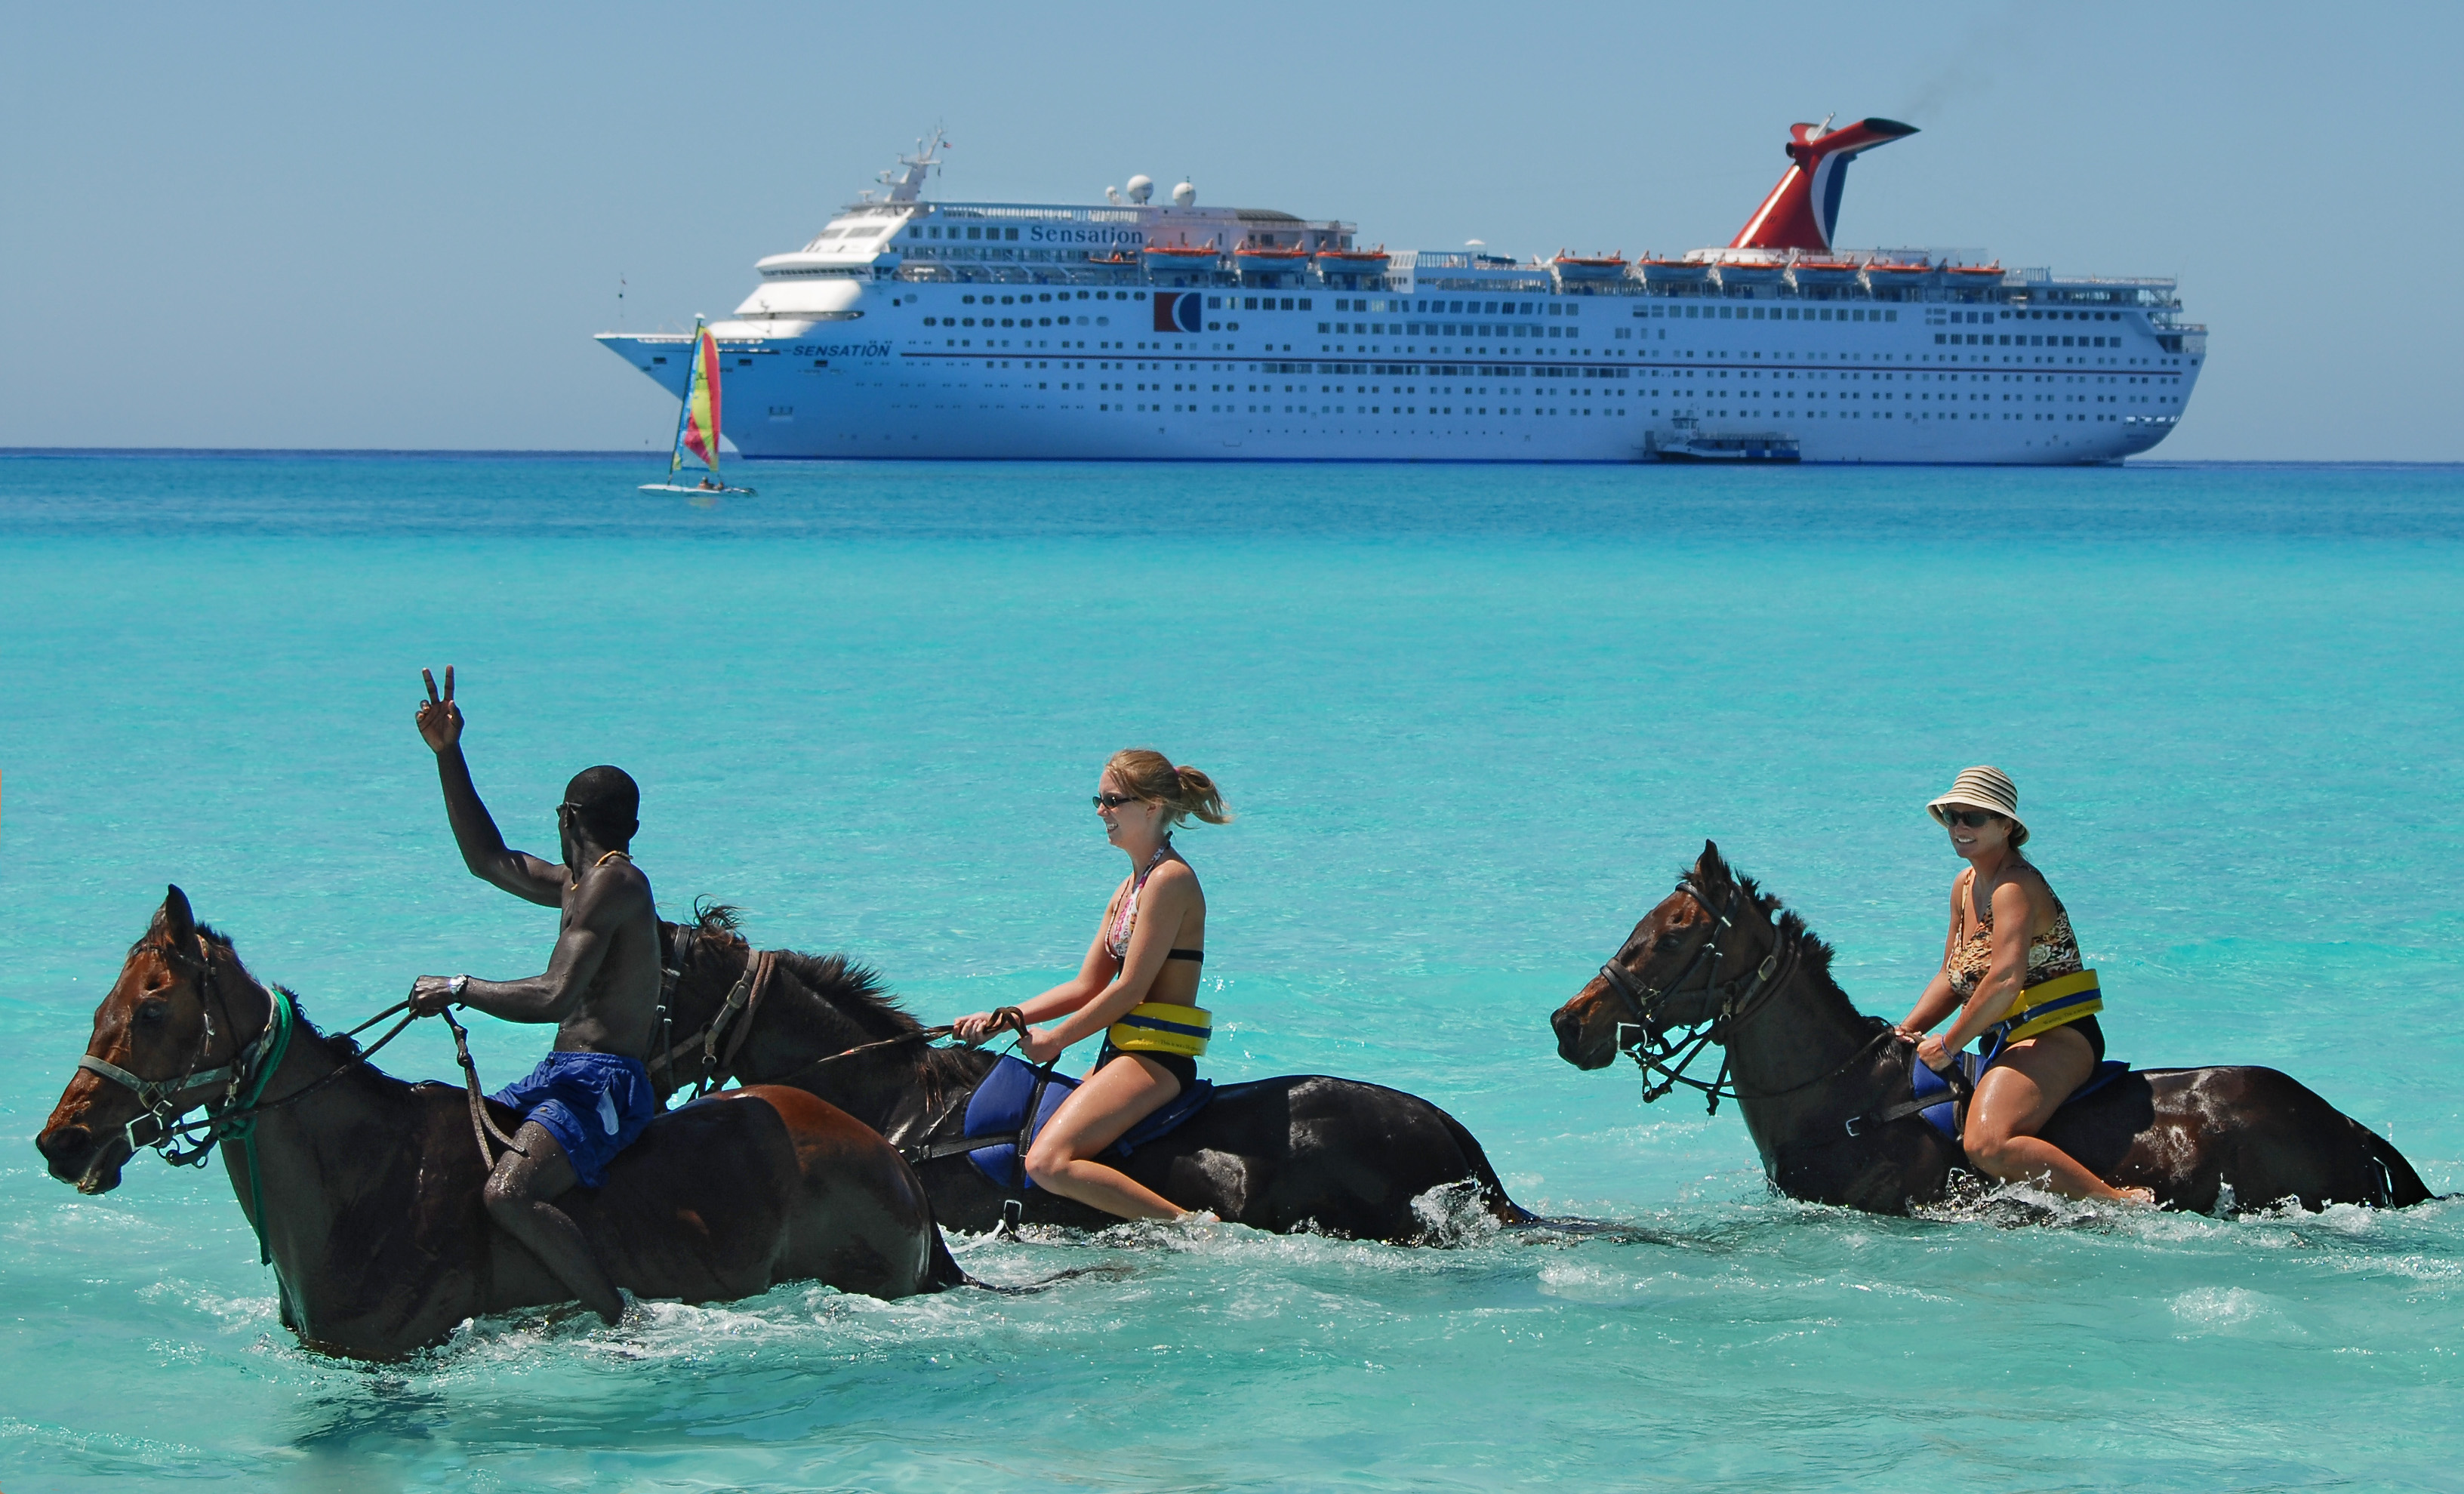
[639,318,756,495]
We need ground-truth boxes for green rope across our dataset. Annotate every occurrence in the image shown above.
[224,985,295,1267]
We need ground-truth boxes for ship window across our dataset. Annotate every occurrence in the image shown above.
[966,227,981,239]
[1004,228,1019,240]
[962,294,975,303]
[1135,292,1148,300]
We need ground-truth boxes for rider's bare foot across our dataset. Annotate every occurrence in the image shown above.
[2112,1186,2158,1206]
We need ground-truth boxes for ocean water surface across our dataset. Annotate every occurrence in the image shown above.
[1,453,2459,1491]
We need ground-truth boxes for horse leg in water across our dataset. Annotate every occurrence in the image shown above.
[1964,1028,2151,1204]
[1024,1054,1187,1221]
[482,1123,625,1326]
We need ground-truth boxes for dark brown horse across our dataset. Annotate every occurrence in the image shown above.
[646,908,1526,1241]
[35,888,964,1360]
[1549,844,2431,1215]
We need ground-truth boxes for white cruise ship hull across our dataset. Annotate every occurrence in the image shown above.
[599,291,2199,465]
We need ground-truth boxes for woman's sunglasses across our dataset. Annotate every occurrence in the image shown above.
[1935,807,2000,829]
[1092,793,1140,809]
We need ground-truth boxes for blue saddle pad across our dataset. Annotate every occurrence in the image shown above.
[958,1055,1215,1190]
[1913,1056,2130,1143]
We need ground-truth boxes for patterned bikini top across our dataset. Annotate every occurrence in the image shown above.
[1944,864,2084,999]
[1105,838,1175,960]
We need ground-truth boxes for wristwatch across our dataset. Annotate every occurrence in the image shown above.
[448,974,469,1000]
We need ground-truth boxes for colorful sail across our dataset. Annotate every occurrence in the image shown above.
[681,325,722,471]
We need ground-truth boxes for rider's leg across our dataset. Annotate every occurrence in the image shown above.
[1024,1055,1187,1221]
[1964,1027,2153,1203]
[483,1120,626,1325]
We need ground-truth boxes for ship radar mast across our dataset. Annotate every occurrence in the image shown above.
[871,127,948,204]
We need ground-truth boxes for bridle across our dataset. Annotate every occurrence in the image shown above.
[69,934,418,1264]
[76,935,271,1166]
[1595,877,1800,1114]
[1597,876,1905,1119]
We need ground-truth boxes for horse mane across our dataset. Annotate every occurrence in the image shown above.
[1697,861,1865,1024]
[769,947,984,1092]
[183,925,409,1086]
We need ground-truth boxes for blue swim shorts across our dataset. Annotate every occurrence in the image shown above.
[490,1050,659,1189]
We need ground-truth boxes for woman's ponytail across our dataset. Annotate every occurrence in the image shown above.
[1106,748,1233,826]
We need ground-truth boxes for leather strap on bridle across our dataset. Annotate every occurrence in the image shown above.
[1596,877,1802,1115]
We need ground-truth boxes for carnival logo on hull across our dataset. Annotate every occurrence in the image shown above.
[1153,292,1203,334]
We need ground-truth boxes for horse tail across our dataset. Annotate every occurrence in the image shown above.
[1439,1110,1534,1225]
[2361,1123,2435,1208]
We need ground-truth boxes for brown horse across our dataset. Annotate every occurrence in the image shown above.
[644,907,1526,1241]
[1549,844,2432,1216]
[35,888,964,1360]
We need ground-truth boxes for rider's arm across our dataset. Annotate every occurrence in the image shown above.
[1936,878,2036,1051]
[1040,864,1195,1050]
[433,747,564,908]
[415,668,562,907]
[1896,881,1967,1034]
[445,866,630,1023]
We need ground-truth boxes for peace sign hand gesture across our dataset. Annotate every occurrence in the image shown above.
[416,666,464,753]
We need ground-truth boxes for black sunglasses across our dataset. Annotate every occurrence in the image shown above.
[1936,807,2000,829]
[1092,793,1140,809]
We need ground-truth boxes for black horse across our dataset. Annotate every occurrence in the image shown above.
[1550,843,2431,1215]
[646,908,1526,1241]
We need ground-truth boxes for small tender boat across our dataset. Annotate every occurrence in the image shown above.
[1648,419,1800,462]
[640,318,756,496]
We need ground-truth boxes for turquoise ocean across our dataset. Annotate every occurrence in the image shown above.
[2,452,2459,1491]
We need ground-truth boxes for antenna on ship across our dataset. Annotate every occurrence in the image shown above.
[880,126,949,204]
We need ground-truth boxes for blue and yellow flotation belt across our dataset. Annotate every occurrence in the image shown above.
[1107,1001,1212,1059]
[1989,968,2103,1043]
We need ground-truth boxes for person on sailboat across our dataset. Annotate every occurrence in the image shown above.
[951,750,1229,1221]
[405,666,667,1326]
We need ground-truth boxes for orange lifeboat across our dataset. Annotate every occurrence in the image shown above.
[1554,250,1629,281]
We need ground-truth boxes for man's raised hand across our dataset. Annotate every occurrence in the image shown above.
[417,666,464,753]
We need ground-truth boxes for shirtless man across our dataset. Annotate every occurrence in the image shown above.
[406,666,664,1326]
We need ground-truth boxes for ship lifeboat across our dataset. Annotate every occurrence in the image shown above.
[1785,258,1864,288]
[1943,262,2007,282]
[1640,257,1712,286]
[1554,250,1629,281]
[1144,242,1224,269]
[1710,259,1785,288]
[1314,245,1391,267]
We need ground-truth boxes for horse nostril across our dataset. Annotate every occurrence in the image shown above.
[1551,1008,1583,1050]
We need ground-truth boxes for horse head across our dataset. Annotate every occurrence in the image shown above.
[1551,840,1780,1070]
[36,886,266,1194]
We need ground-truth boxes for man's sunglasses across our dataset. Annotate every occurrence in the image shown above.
[1935,807,2001,829]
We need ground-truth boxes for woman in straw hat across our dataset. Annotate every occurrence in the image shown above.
[1896,766,2154,1204]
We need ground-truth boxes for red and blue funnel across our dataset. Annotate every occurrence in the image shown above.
[1729,117,1918,253]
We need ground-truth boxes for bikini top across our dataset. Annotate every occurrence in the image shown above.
[1105,839,1204,966]
[1944,864,2083,1000]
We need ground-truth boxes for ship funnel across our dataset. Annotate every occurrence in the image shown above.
[1728,117,1917,253]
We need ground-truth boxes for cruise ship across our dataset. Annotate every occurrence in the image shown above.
[599,120,2204,464]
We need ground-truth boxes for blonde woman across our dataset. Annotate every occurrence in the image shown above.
[953,750,1229,1221]
[1896,766,2154,1205]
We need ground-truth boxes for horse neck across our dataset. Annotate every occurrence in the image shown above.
[1720,935,1873,1101]
[218,1017,413,1326]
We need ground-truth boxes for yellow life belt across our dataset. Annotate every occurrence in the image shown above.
[1107,1002,1212,1059]
[1994,968,2103,1043]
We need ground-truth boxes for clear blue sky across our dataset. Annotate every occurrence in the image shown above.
[5,1,2456,459]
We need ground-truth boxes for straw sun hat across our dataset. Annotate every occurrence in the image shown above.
[1927,765,2026,835]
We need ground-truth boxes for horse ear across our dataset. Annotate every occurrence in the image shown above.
[1696,839,1729,884]
[160,885,196,945]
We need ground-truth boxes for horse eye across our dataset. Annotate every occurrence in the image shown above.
[136,1000,170,1025]
[1655,932,1686,953]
